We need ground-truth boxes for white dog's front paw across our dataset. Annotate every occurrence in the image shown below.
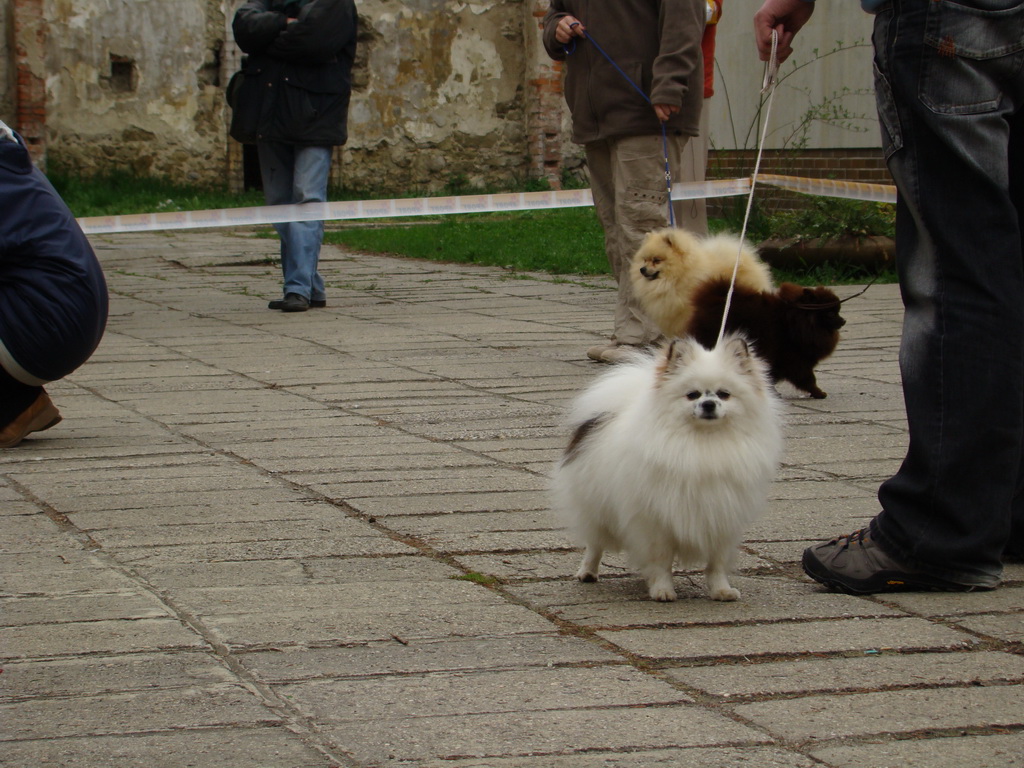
[576,547,602,583]
[710,586,741,602]
[647,576,677,602]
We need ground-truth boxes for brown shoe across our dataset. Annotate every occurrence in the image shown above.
[586,343,617,362]
[587,342,646,365]
[0,391,62,449]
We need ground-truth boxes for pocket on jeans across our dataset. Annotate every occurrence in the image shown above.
[873,61,902,160]
[871,8,902,159]
[920,0,1024,114]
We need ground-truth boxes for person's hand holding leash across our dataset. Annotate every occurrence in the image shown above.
[555,16,585,45]
[653,104,680,122]
[753,0,814,63]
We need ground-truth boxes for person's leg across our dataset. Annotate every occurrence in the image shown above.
[586,133,693,358]
[258,140,297,302]
[258,143,330,307]
[674,104,709,237]
[289,146,331,304]
[805,0,1024,591]
[1010,111,1024,561]
[585,139,645,355]
[608,132,692,347]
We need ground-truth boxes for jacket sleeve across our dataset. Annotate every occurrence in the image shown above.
[232,0,288,55]
[268,0,357,63]
[650,0,706,107]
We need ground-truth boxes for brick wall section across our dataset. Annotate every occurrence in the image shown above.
[709,148,892,183]
[526,61,565,187]
[707,148,894,214]
[525,1,566,189]
[12,0,46,164]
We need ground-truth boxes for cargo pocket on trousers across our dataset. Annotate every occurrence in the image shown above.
[623,183,671,235]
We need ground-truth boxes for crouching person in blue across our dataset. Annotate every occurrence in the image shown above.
[230,0,357,313]
[0,121,108,448]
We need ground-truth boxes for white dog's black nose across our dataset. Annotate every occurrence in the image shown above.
[699,399,719,418]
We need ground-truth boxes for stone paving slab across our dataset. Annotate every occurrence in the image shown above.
[598,616,978,661]
[320,705,770,766]
[418,747,820,768]
[663,649,1024,698]
[0,729,336,768]
[734,685,1024,741]
[510,575,905,627]
[3,231,1023,767]
[278,665,695,724]
[811,734,1024,768]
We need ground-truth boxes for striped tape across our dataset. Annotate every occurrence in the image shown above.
[76,175,897,236]
[759,174,897,204]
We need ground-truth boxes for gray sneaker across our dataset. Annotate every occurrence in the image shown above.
[802,528,999,594]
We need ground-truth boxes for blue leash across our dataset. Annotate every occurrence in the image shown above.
[564,24,676,228]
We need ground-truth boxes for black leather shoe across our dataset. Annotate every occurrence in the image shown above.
[281,293,310,312]
[267,293,315,312]
[268,296,325,310]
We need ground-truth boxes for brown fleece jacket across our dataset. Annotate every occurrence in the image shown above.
[542,0,706,144]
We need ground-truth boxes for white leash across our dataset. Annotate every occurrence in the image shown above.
[716,30,781,347]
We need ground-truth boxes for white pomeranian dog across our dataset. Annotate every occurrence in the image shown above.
[551,334,784,602]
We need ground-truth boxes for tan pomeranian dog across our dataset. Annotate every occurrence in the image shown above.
[629,228,774,338]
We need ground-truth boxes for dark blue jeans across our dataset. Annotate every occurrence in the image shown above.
[870,0,1024,584]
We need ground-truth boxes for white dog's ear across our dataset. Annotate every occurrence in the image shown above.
[656,337,699,382]
[722,333,763,379]
[722,334,751,361]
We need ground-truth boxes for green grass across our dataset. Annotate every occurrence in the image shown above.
[451,572,502,586]
[51,167,895,285]
[49,167,266,217]
[324,209,894,285]
[324,209,608,275]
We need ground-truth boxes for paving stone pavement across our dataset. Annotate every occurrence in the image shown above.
[2,229,1023,767]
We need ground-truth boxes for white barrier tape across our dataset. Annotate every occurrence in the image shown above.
[759,173,897,204]
[77,188,593,236]
[76,175,896,236]
[675,177,753,200]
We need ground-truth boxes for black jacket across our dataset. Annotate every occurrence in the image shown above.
[230,0,357,146]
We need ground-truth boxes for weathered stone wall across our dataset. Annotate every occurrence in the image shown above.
[35,0,226,182]
[2,0,877,193]
[340,0,537,192]
[3,0,549,191]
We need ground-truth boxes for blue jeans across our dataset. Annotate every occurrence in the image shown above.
[870,0,1024,583]
[257,142,331,302]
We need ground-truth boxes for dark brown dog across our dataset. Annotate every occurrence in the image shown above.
[687,279,846,399]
